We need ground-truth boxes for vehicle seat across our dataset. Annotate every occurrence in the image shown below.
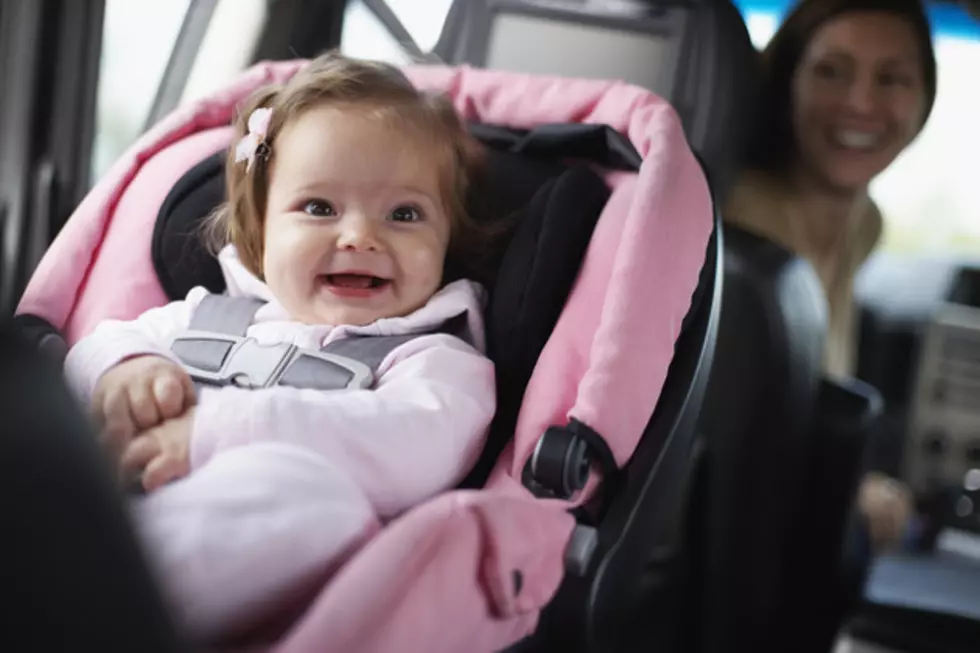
[695,225,827,653]
[431,0,760,200]
[698,223,886,653]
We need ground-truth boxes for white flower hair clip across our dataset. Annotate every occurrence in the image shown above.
[234,107,273,171]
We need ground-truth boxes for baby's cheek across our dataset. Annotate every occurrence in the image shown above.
[412,248,446,290]
[261,250,287,289]
[263,246,306,303]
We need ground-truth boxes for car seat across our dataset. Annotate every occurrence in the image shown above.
[694,226,828,653]
[430,0,760,201]
[13,60,717,653]
[699,225,887,653]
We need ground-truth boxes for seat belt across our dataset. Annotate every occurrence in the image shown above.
[169,294,470,391]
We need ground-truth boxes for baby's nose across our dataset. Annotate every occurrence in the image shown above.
[336,215,380,251]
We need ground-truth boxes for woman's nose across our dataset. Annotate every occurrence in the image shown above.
[844,76,878,115]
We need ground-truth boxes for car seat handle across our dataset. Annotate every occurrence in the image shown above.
[523,418,620,507]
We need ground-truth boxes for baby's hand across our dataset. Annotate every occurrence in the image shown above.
[92,355,195,457]
[120,407,195,492]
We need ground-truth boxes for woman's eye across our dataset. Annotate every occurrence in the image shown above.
[878,71,912,88]
[303,200,335,217]
[388,205,422,223]
[813,61,844,80]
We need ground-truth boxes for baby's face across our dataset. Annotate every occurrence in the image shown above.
[262,106,451,326]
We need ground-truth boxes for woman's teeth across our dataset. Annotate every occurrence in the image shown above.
[834,130,882,150]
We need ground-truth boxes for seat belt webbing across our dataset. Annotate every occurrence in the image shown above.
[189,294,265,336]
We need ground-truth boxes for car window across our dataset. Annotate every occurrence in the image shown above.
[91,0,192,181]
[340,0,454,63]
[91,0,266,184]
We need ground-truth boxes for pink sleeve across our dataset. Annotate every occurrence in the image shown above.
[63,288,207,403]
[190,335,497,518]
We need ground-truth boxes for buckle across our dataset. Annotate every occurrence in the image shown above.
[170,331,375,391]
[170,331,293,388]
[279,349,374,391]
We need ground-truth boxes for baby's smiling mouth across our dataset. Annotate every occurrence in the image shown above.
[319,273,391,290]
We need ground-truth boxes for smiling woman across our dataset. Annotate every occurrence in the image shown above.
[725,0,936,381]
[723,0,936,554]
[790,11,931,194]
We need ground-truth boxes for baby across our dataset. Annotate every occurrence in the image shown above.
[64,52,496,642]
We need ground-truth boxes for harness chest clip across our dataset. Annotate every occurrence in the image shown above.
[169,330,374,391]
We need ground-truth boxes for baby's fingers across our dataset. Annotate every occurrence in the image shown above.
[99,387,136,454]
[153,371,191,420]
[128,377,162,430]
[142,454,189,493]
[119,436,161,484]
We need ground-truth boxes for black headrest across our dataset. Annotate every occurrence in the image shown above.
[151,122,639,302]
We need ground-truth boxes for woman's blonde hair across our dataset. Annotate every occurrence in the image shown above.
[204,50,486,279]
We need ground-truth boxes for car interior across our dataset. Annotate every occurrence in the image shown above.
[0,1,979,652]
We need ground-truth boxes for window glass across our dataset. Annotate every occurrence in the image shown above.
[385,0,455,52]
[94,0,455,184]
[735,1,980,256]
[91,0,192,181]
[92,0,268,185]
[180,0,267,107]
[340,0,455,63]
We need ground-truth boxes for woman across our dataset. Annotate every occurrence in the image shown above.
[725,0,937,552]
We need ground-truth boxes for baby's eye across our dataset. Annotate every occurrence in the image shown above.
[303,200,336,217]
[388,205,423,223]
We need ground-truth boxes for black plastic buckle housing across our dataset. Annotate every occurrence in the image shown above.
[523,418,619,503]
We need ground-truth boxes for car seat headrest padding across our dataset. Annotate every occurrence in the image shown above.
[151,123,637,303]
[152,152,228,300]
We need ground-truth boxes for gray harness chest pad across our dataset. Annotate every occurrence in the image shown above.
[169,294,470,392]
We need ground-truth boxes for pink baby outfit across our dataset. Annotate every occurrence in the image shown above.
[64,244,496,640]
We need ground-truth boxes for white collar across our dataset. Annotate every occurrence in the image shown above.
[216,245,488,352]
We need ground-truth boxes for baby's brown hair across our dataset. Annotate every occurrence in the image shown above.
[205,51,486,280]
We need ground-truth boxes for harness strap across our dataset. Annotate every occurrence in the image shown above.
[321,311,472,371]
[190,294,264,335]
[171,295,265,374]
[169,295,472,391]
